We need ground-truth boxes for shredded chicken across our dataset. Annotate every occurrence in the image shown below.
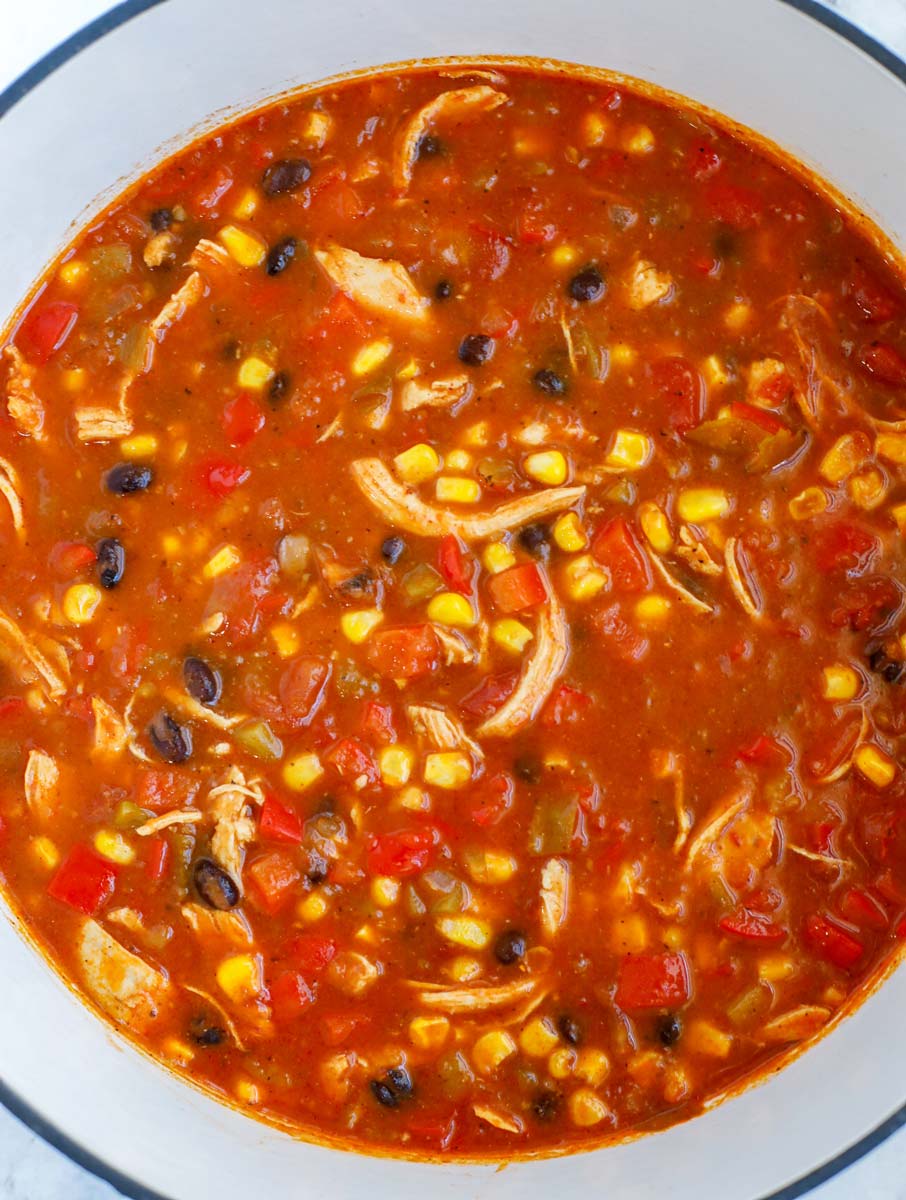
[314,244,430,325]
[77,918,169,1033]
[135,809,201,836]
[351,457,585,541]
[407,703,483,758]
[327,950,381,996]
[432,624,478,666]
[762,1005,831,1043]
[477,584,569,738]
[412,977,538,1013]
[724,536,763,618]
[653,750,691,852]
[539,857,570,937]
[781,293,848,427]
[143,230,178,268]
[74,406,134,442]
[188,238,232,271]
[0,608,69,700]
[2,345,44,439]
[90,696,128,761]
[161,686,241,731]
[626,259,674,309]
[399,374,472,412]
[676,526,722,576]
[0,456,25,540]
[181,903,252,946]
[472,1104,524,1134]
[183,984,247,1049]
[786,844,846,867]
[143,270,206,370]
[106,908,148,937]
[208,768,263,893]
[392,86,507,190]
[646,549,714,614]
[24,749,59,824]
[685,790,751,867]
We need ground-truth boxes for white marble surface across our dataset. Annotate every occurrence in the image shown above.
[1,0,906,1196]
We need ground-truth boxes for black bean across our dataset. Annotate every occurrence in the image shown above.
[370,1081,400,1108]
[657,1013,682,1048]
[149,710,192,763]
[494,929,526,965]
[458,333,495,366]
[434,279,453,301]
[266,236,297,276]
[223,339,242,361]
[269,370,291,404]
[515,755,542,784]
[262,158,311,196]
[193,858,239,911]
[568,264,605,303]
[183,656,222,706]
[105,462,153,495]
[386,1066,413,1097]
[533,368,567,396]
[416,134,444,159]
[96,537,125,589]
[339,570,376,599]
[866,643,906,684]
[306,859,329,885]
[150,207,173,232]
[381,535,406,565]
[518,523,549,557]
[883,660,906,684]
[557,1014,583,1045]
[369,1066,413,1108]
[189,1017,226,1046]
[532,1089,561,1122]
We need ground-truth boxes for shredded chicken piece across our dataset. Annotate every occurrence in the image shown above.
[653,750,691,852]
[315,413,343,444]
[24,749,59,824]
[781,293,847,428]
[314,244,430,325]
[685,790,751,867]
[106,908,147,937]
[75,406,134,442]
[539,857,570,937]
[432,624,477,666]
[472,1104,524,1134]
[123,689,152,763]
[183,984,246,1049]
[477,583,569,738]
[143,270,206,370]
[412,977,538,1013]
[815,707,869,785]
[143,230,178,268]
[724,536,763,618]
[0,456,25,540]
[327,950,381,996]
[392,86,507,190]
[438,68,508,83]
[762,1005,831,1043]
[399,374,472,412]
[90,696,128,761]
[626,259,674,309]
[676,527,722,576]
[407,703,483,758]
[351,457,585,541]
[77,917,169,1032]
[0,608,69,700]
[645,549,714,614]
[161,686,242,731]
[208,768,263,893]
[188,238,232,271]
[181,903,252,947]
[786,844,846,867]
[2,346,44,439]
[135,809,201,836]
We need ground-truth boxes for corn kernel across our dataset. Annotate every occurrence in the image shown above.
[59,260,87,286]
[628,1050,662,1086]
[161,1037,195,1065]
[464,421,490,447]
[119,433,158,459]
[62,583,102,625]
[351,338,393,376]
[854,744,896,788]
[551,511,587,553]
[218,224,267,267]
[160,533,181,559]
[237,355,275,390]
[819,432,869,484]
[848,467,887,510]
[61,368,87,392]
[370,876,400,907]
[435,476,481,504]
[575,1047,611,1086]
[436,915,491,949]
[301,110,333,145]
[398,786,430,811]
[446,449,472,472]
[203,544,241,580]
[892,502,906,535]
[231,187,259,219]
[340,608,384,644]
[663,925,685,950]
[394,443,440,485]
[550,244,579,268]
[606,429,653,470]
[379,745,413,787]
[702,355,731,387]
[519,1018,560,1057]
[426,592,475,628]
[564,554,608,601]
[472,1030,516,1074]
[635,595,671,624]
[822,665,859,701]
[491,618,534,655]
[724,302,751,331]
[216,954,262,1002]
[396,358,419,380]
[789,486,829,520]
[409,1015,450,1052]
[686,1019,733,1057]
[664,1064,692,1105]
[482,541,516,574]
[759,955,796,982]
[464,849,518,885]
[447,955,482,982]
[93,829,136,865]
[677,487,729,523]
[524,450,568,486]
[610,343,637,367]
[569,1088,611,1127]
[31,836,59,871]
[234,1078,263,1105]
[298,893,329,922]
[625,125,655,154]
[638,501,673,553]
[548,1047,577,1079]
[876,433,906,465]
[425,752,473,790]
[581,111,608,146]
[282,752,323,791]
[270,621,301,658]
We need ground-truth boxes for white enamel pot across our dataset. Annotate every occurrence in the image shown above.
[1,1,905,1197]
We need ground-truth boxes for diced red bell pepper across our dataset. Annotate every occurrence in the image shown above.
[487,562,547,613]
[467,772,514,826]
[540,684,592,729]
[591,517,649,591]
[0,697,25,720]
[719,908,786,941]
[839,887,888,932]
[48,845,117,915]
[278,656,330,729]
[366,827,439,877]
[615,952,691,1010]
[437,535,474,596]
[859,341,906,386]
[847,263,901,324]
[360,701,396,744]
[222,393,266,447]
[17,300,79,364]
[270,971,315,1021]
[320,1011,372,1046]
[325,737,378,787]
[594,602,650,663]
[649,356,706,435]
[144,837,170,882]
[193,164,234,211]
[687,144,722,181]
[285,933,337,974]
[366,625,439,678]
[804,913,864,970]
[49,541,97,579]
[736,734,787,767]
[248,851,301,914]
[706,181,763,229]
[459,671,518,719]
[196,456,251,499]
[812,521,878,575]
[729,401,784,435]
[259,795,303,844]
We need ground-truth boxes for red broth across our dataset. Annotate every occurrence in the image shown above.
[0,63,905,1156]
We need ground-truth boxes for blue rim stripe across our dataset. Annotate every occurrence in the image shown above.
[0,2,905,1198]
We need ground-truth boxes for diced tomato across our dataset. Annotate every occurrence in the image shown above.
[687,144,722,181]
[809,822,836,854]
[17,300,78,364]
[196,456,250,499]
[133,768,197,813]
[839,887,888,932]
[366,625,439,678]
[437,535,474,596]
[516,209,557,245]
[591,517,649,591]
[306,293,368,345]
[468,221,512,282]
[847,263,901,324]
[486,562,547,613]
[594,602,649,663]
[803,716,862,780]
[829,575,901,632]
[279,656,330,729]
[730,401,784,435]
[736,734,787,767]
[270,971,315,1021]
[48,845,117,915]
[109,620,148,687]
[325,737,378,787]
[193,164,233,211]
[650,356,705,434]
[859,341,906,386]
[406,1115,457,1150]
[144,837,169,882]
[207,557,277,643]
[311,176,365,222]
[320,1011,372,1046]
[706,181,763,229]
[812,521,878,576]
[467,772,515,826]
[221,393,265,447]
[259,794,303,843]
[286,933,337,974]
[0,697,25,720]
[366,827,439,877]
[248,851,301,914]
[49,541,97,578]
[804,913,864,971]
[360,701,396,744]
[615,952,691,1010]
[540,684,592,729]
[719,908,786,941]
[459,671,519,719]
